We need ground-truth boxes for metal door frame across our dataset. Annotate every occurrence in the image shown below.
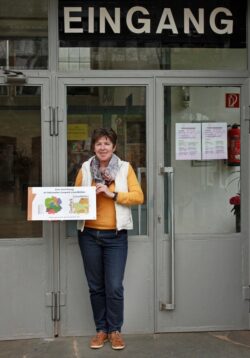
[154,76,250,332]
[56,76,155,335]
[0,75,57,339]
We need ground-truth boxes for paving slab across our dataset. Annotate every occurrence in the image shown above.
[0,331,250,358]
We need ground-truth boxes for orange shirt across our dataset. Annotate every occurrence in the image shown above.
[75,163,144,230]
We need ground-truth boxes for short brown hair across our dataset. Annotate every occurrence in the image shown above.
[90,128,117,152]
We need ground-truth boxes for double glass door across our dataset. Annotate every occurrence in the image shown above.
[0,77,155,339]
[59,77,249,335]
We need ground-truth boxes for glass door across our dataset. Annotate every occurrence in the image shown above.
[155,79,249,332]
[0,79,54,339]
[58,78,155,336]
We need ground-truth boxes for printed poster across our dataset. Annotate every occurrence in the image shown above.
[176,123,201,160]
[67,124,88,140]
[202,122,228,160]
[27,186,96,221]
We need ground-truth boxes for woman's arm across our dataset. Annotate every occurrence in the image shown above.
[116,164,144,205]
[75,169,82,186]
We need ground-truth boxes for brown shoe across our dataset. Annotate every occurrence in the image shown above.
[109,331,125,350]
[90,331,108,349]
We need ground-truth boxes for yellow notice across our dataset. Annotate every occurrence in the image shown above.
[68,124,88,140]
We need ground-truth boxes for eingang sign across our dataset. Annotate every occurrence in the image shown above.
[59,0,246,48]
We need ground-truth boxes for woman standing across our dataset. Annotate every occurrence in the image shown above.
[75,128,144,350]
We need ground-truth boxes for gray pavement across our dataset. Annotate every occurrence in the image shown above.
[0,331,250,358]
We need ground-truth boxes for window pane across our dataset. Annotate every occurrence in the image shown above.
[0,0,48,69]
[59,47,247,71]
[164,86,240,234]
[66,86,147,236]
[0,85,42,238]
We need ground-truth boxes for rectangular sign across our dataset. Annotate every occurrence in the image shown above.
[59,0,246,48]
[27,187,96,221]
[67,124,88,140]
[176,123,201,160]
[176,122,228,160]
[202,122,228,160]
[225,93,240,108]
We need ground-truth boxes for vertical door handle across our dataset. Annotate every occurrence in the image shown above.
[137,167,146,235]
[53,106,59,137]
[48,106,59,136]
[159,166,175,311]
[49,106,54,136]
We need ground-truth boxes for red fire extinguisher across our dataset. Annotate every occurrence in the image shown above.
[228,124,240,166]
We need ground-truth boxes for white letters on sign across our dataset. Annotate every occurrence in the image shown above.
[64,6,234,35]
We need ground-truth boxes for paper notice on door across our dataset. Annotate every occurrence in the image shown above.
[176,123,201,160]
[27,186,96,221]
[202,122,228,160]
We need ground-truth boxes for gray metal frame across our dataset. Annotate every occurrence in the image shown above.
[0,76,56,339]
[57,76,155,335]
[155,76,250,331]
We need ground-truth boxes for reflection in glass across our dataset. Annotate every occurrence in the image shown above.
[0,86,42,238]
[59,47,247,71]
[0,0,48,69]
[66,86,147,236]
[164,86,241,234]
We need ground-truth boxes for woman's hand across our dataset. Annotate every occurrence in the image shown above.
[95,183,114,199]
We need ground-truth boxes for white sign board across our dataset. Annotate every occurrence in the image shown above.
[202,122,228,160]
[176,122,228,161]
[176,123,202,160]
[27,187,96,221]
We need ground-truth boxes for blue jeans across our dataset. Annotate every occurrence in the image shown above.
[78,228,128,333]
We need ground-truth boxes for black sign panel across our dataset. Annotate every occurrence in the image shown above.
[59,0,246,48]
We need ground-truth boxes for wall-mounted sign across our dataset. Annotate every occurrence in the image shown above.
[68,123,88,140]
[225,93,240,108]
[176,122,228,161]
[59,0,246,48]
[202,122,228,160]
[176,123,202,160]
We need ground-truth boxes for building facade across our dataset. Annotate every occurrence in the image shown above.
[0,0,249,339]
